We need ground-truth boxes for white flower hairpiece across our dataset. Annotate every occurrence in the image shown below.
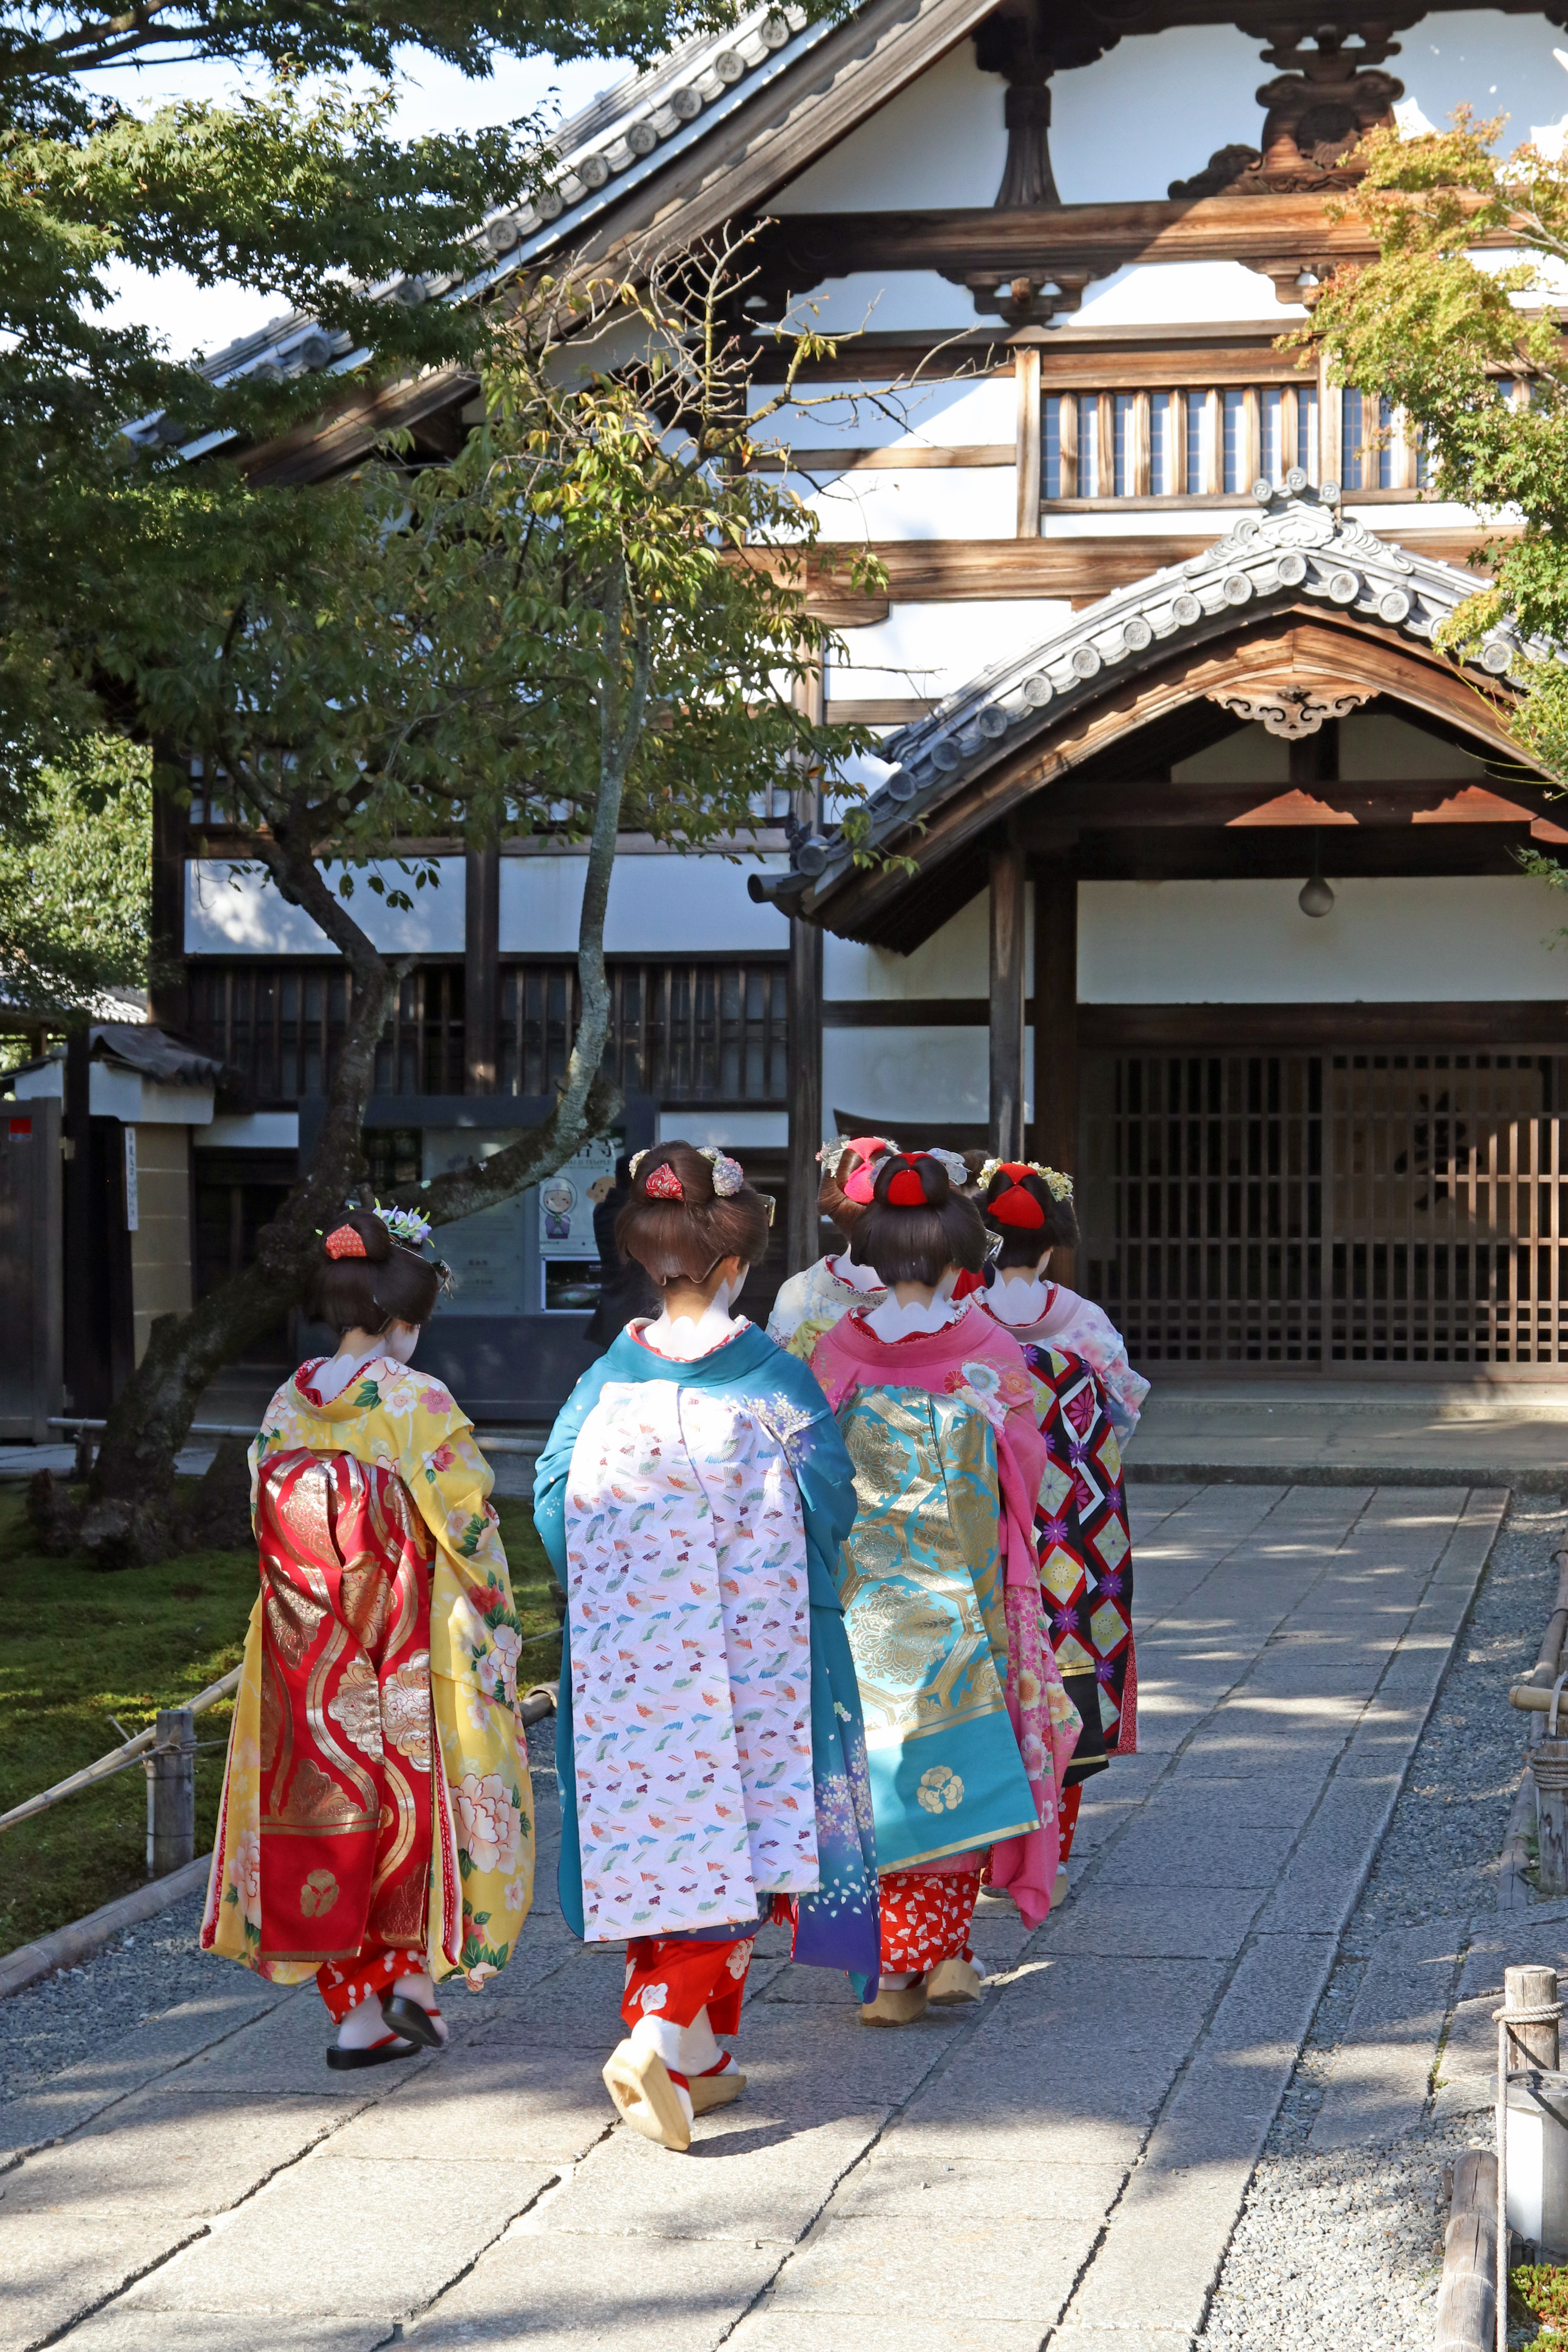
[628,1149,649,1179]
[698,1146,745,1197]
[921,1147,969,1188]
[373,1198,433,1250]
[816,1135,855,1177]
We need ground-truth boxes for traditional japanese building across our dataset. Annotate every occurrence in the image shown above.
[156,0,1568,1410]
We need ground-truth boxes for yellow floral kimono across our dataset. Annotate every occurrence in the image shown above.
[202,1357,533,1988]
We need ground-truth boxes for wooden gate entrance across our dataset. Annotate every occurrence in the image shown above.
[1080,1047,1568,1370]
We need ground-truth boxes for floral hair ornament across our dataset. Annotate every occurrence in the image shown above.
[628,1149,650,1180]
[816,1135,855,1176]
[642,1160,685,1201]
[922,1147,969,1189]
[324,1223,368,1259]
[374,1198,433,1251]
[981,1157,1074,1204]
[697,1146,745,1197]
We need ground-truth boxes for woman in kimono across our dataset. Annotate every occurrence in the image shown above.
[203,1205,532,2069]
[976,1162,1141,1870]
[809,1151,1077,2027]
[766,1134,896,1362]
[533,1142,879,2154]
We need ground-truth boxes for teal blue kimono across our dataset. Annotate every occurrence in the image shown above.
[532,1321,880,1980]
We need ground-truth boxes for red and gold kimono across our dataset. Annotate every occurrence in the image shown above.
[203,1357,532,2013]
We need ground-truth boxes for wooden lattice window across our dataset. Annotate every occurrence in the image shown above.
[186,962,465,1103]
[1080,1047,1568,1367]
[499,959,788,1104]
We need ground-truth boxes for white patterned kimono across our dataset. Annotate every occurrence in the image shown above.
[563,1382,818,1942]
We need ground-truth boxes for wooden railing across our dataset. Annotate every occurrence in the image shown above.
[1042,384,1425,502]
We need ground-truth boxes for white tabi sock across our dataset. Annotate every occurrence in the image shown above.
[391,1969,448,2046]
[627,2015,696,2122]
[676,2005,722,2077]
[335,1998,406,2051]
[878,1970,919,1992]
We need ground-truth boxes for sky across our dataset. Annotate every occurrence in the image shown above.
[83,46,632,361]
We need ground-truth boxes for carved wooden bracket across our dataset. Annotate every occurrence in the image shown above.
[1207,683,1374,737]
[1170,22,1407,197]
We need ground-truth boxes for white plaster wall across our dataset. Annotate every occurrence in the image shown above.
[1051,25,1276,203]
[755,374,1015,451]
[824,886,1007,998]
[1170,715,1490,785]
[1399,13,1568,142]
[772,44,1005,211]
[803,464,1016,542]
[185,859,465,954]
[1071,261,1305,329]
[825,1027,1034,1125]
[830,601,1074,705]
[1078,876,1568,1003]
[499,851,791,955]
[657,1110,789,1147]
[780,270,977,338]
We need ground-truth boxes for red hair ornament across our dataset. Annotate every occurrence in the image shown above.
[324,1224,368,1259]
[642,1162,685,1202]
[987,1169,1048,1230]
[885,1166,929,1207]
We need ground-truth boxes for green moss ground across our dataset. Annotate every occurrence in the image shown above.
[0,1485,557,1959]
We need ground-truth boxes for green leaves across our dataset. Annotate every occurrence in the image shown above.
[1307,112,1568,801]
[0,740,151,1020]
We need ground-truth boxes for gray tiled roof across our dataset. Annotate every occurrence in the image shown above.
[125,3,827,443]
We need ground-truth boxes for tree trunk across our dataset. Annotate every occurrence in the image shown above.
[56,648,638,1566]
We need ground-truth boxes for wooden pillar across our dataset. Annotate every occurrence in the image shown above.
[464,838,500,1093]
[786,913,823,1276]
[1015,346,1042,539]
[1033,854,1079,1267]
[62,1028,97,1418]
[149,778,188,1037]
[989,841,1028,1160]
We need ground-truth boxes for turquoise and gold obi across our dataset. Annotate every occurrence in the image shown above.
[833,1385,1038,1873]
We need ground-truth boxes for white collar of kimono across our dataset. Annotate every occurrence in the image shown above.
[862,1287,964,1343]
[987,1272,1057,1328]
[306,1347,384,1405]
[828,1252,884,1295]
[640,1284,752,1360]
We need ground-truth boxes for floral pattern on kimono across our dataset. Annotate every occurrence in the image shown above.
[203,1358,532,1989]
[560,1381,818,1940]
[1029,1283,1149,1443]
[766,1255,888,1365]
[534,1322,881,1985]
[809,1303,1070,1929]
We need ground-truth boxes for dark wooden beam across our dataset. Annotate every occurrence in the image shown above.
[786,913,823,1277]
[1033,853,1079,1268]
[989,839,1029,1158]
[775,529,1514,618]
[1079,1000,1568,1050]
[149,782,188,1036]
[464,839,500,1094]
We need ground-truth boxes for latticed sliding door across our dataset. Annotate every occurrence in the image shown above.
[1080,1047,1568,1368]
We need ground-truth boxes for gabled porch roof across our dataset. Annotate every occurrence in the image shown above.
[772,482,1539,944]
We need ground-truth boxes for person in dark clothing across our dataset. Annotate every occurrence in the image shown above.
[583,1156,658,1348]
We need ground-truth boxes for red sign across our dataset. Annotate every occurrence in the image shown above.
[8,1117,31,1138]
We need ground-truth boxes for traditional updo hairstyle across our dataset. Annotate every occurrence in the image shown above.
[816,1133,898,1242]
[849,1151,988,1289]
[615,1141,772,1289]
[980,1163,1081,1269]
[307,1208,442,1335]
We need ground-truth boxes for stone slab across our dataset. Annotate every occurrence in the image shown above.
[1307,1918,1465,2151]
[411,2228,784,2349]
[124,2157,559,2319]
[1,2088,352,2218]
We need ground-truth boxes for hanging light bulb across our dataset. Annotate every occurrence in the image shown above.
[1298,828,1334,918]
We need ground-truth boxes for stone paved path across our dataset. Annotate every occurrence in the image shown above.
[0,1483,1505,2352]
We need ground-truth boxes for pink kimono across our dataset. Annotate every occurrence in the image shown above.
[811,1300,1078,1933]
